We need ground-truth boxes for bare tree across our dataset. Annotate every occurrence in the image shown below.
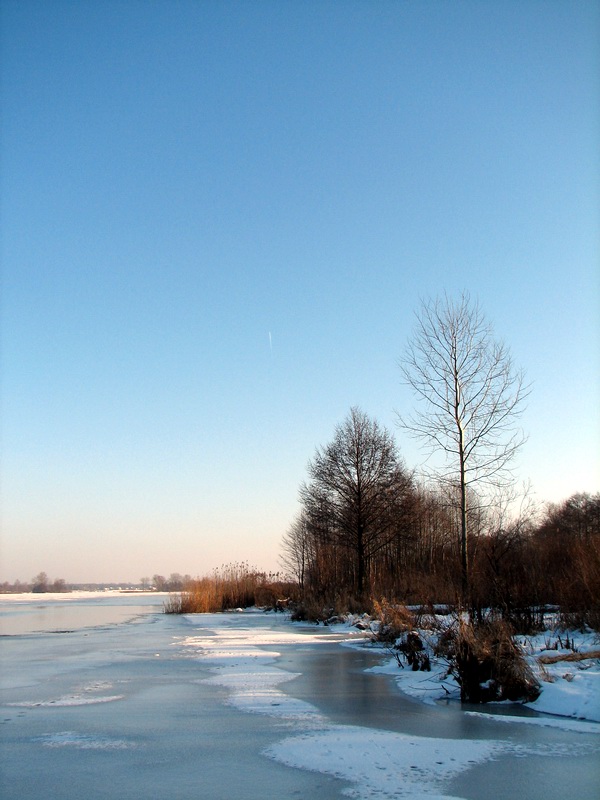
[398,293,528,602]
[301,406,412,597]
[280,513,310,589]
[31,571,49,593]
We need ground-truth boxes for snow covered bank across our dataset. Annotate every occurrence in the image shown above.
[524,631,600,722]
[338,616,600,726]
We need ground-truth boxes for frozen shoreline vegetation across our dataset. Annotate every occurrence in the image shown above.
[179,605,600,726]
[179,609,599,800]
[337,612,600,726]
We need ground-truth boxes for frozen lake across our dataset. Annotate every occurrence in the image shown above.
[1,594,598,799]
[0,591,167,636]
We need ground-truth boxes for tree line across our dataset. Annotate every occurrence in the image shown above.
[0,572,69,594]
[281,295,599,629]
[0,574,192,594]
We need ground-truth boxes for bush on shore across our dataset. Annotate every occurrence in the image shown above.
[320,597,541,704]
[436,614,541,703]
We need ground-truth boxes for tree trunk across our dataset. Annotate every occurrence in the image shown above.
[357,524,365,597]
[460,449,468,604]
[454,363,469,605]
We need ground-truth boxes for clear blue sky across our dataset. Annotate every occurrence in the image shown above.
[1,1,598,584]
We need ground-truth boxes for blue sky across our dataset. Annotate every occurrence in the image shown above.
[1,1,598,583]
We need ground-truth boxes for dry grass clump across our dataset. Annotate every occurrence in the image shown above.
[437,615,541,703]
[164,563,295,614]
[371,599,415,643]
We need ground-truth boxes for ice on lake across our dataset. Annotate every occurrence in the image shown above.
[1,595,598,799]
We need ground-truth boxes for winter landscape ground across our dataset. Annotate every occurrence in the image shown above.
[0,593,598,799]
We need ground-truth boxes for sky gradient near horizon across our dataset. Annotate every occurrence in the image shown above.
[1,1,599,584]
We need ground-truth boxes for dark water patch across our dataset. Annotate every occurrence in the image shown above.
[276,636,600,799]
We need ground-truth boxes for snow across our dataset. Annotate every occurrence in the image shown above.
[180,612,331,724]
[267,727,504,800]
[0,590,165,602]
[2,596,599,800]
[524,631,600,722]
[34,731,134,750]
[7,695,125,707]
[180,610,600,800]
[339,617,600,727]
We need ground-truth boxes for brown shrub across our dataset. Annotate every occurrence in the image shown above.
[371,599,415,643]
[437,615,540,703]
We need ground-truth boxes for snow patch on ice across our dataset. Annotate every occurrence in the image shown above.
[9,694,124,707]
[464,710,600,734]
[267,726,502,800]
[8,680,125,707]
[267,725,597,800]
[204,665,325,722]
[35,731,133,749]
[181,623,329,724]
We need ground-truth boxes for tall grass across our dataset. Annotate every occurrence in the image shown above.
[164,562,296,614]
[436,614,541,703]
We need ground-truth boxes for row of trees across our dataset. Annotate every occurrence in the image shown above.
[141,574,193,592]
[0,572,70,594]
[0,575,191,594]
[282,295,599,628]
[282,407,599,625]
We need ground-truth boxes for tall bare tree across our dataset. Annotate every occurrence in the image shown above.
[301,406,412,597]
[398,293,528,601]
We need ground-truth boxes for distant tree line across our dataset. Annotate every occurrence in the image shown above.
[0,572,70,594]
[0,573,195,594]
[143,573,194,592]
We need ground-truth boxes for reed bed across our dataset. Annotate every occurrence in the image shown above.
[164,562,295,614]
